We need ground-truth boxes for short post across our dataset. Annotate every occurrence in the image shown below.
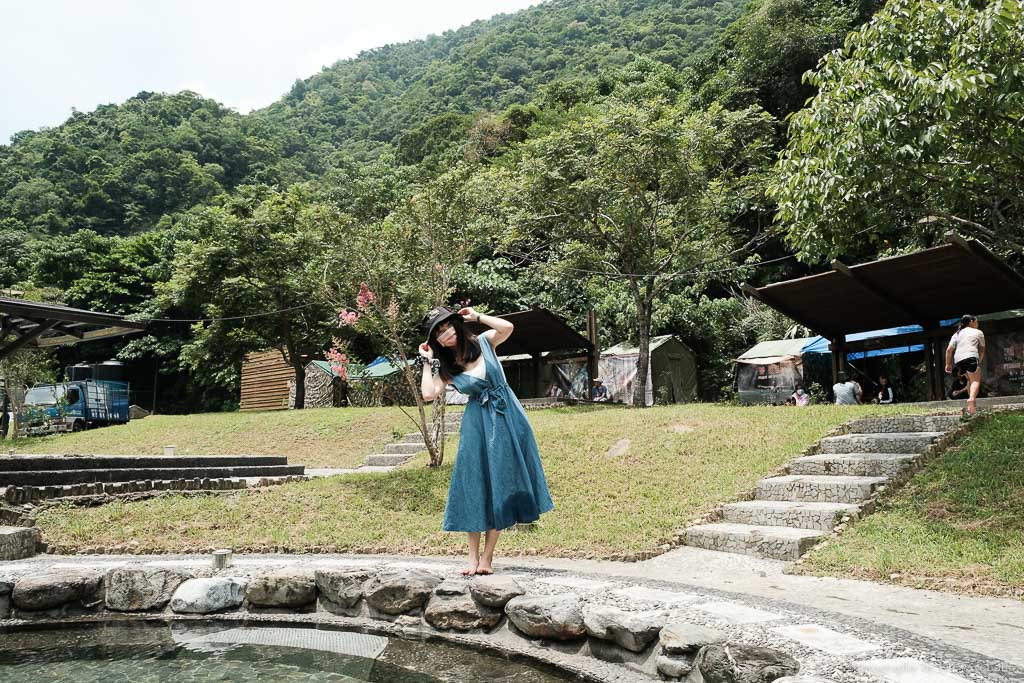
[212,548,233,569]
[163,445,176,457]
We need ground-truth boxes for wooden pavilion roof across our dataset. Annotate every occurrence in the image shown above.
[0,297,147,361]
[742,233,1024,340]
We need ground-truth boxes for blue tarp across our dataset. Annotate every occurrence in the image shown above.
[801,320,959,360]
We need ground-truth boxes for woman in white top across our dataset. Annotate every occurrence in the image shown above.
[944,314,985,415]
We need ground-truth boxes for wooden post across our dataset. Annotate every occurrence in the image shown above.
[923,339,937,401]
[533,354,543,399]
[830,337,844,386]
[932,336,947,400]
[586,309,599,391]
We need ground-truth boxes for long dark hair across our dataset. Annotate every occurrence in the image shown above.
[427,315,481,382]
[956,314,978,333]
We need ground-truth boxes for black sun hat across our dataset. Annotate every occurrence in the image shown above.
[422,306,462,339]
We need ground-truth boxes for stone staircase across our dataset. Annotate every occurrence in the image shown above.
[682,413,962,561]
[363,412,462,467]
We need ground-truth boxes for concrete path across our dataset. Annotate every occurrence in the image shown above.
[5,546,1022,682]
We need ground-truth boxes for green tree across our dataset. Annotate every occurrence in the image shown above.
[506,98,775,405]
[770,0,1024,262]
[162,186,338,408]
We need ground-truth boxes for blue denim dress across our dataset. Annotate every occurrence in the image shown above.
[442,332,555,532]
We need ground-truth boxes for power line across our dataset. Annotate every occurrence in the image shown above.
[147,302,324,324]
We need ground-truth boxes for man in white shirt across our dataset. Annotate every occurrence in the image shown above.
[833,373,862,405]
[945,315,986,415]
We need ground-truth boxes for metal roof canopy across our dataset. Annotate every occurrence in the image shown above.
[742,233,1024,399]
[742,233,1024,340]
[0,297,147,362]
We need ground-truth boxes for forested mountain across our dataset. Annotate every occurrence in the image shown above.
[7,0,981,412]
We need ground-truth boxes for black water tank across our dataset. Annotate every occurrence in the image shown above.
[67,363,93,381]
[93,360,126,382]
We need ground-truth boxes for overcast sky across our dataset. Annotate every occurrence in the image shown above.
[0,0,539,143]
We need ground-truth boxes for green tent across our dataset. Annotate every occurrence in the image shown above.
[599,335,699,404]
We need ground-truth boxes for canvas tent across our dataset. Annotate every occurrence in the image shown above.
[734,337,814,405]
[555,335,698,406]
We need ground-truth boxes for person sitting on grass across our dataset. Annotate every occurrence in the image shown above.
[591,377,609,402]
[832,373,862,405]
[790,383,810,406]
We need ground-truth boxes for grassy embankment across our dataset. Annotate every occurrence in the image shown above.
[34,403,918,559]
[796,411,1024,599]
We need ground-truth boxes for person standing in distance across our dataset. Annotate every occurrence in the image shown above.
[945,314,985,415]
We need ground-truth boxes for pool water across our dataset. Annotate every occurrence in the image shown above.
[0,622,573,682]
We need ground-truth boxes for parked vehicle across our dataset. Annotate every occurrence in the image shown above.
[18,361,130,435]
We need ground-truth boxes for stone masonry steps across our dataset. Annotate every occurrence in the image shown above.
[818,432,943,454]
[383,442,430,455]
[4,474,306,505]
[720,500,861,531]
[680,412,959,562]
[683,523,824,561]
[756,475,888,504]
[0,455,289,472]
[401,429,458,443]
[0,525,41,561]
[364,453,418,467]
[847,414,961,434]
[363,414,463,468]
[787,453,920,477]
[0,464,305,487]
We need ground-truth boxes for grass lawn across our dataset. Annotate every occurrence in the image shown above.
[8,408,428,469]
[35,403,914,558]
[796,411,1024,599]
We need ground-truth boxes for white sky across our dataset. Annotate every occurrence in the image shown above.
[0,0,540,143]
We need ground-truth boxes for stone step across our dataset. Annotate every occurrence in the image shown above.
[3,475,304,504]
[0,464,305,487]
[383,442,428,455]
[756,475,888,504]
[364,453,413,467]
[683,523,824,561]
[0,455,289,472]
[401,430,457,443]
[788,453,920,477]
[847,414,961,434]
[0,525,40,560]
[818,432,943,454]
[721,500,861,531]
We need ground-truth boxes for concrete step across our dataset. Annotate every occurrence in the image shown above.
[683,523,824,561]
[789,453,920,477]
[383,442,428,455]
[818,432,943,454]
[847,414,961,434]
[721,500,861,531]
[364,453,413,467]
[0,464,305,487]
[0,455,289,472]
[3,475,303,504]
[401,430,457,443]
[0,525,40,560]
[756,475,888,504]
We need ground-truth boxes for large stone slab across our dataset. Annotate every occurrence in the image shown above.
[469,575,524,608]
[847,415,960,434]
[818,432,942,454]
[105,566,192,611]
[583,604,667,652]
[684,523,823,561]
[12,570,104,611]
[853,658,972,683]
[0,526,40,560]
[693,601,783,624]
[424,593,503,631]
[170,577,247,614]
[696,643,800,683]
[772,624,879,656]
[505,594,586,640]
[363,568,443,615]
[246,570,316,607]
[0,580,12,619]
[659,622,726,654]
[756,475,887,504]
[721,500,860,531]
[788,453,919,477]
[315,568,376,608]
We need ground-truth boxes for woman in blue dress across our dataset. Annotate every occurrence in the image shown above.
[418,306,555,576]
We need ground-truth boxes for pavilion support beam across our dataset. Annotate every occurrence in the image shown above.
[831,260,930,321]
[586,309,599,391]
[0,320,58,362]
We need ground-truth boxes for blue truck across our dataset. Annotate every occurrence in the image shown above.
[19,362,130,435]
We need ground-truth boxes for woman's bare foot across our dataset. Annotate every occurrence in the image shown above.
[460,560,479,576]
[966,400,977,416]
[475,560,493,575]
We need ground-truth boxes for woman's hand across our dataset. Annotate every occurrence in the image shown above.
[458,306,479,322]
[418,342,434,360]
[945,363,953,374]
